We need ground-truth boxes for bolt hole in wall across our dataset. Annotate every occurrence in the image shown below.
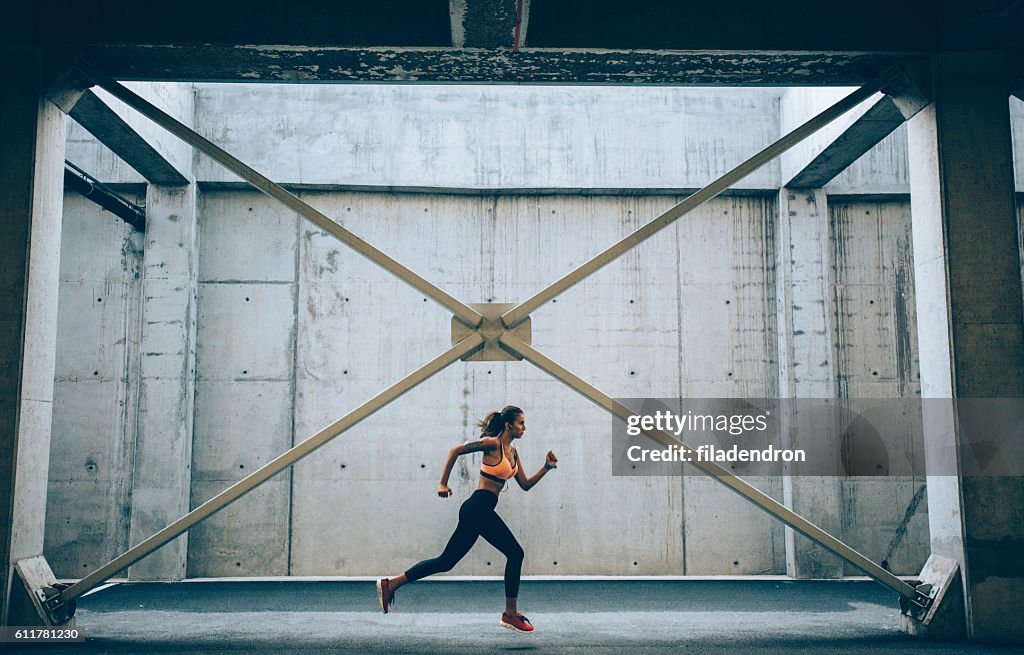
[43,85,943,580]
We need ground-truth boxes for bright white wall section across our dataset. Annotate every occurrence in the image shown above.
[194,84,782,191]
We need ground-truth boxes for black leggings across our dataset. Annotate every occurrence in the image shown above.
[404,489,524,598]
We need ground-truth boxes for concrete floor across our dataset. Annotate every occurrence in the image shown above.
[7,579,1023,654]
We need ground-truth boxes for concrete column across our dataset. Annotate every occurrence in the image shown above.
[126,183,199,581]
[775,188,844,578]
[907,53,1024,643]
[0,52,68,622]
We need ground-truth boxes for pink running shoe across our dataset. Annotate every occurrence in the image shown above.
[376,578,395,613]
[500,611,534,633]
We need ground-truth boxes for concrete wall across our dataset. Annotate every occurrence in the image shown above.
[185,189,780,576]
[65,120,144,186]
[1,64,71,623]
[828,199,928,575]
[64,82,195,186]
[827,126,910,196]
[45,192,144,578]
[194,84,781,191]
[189,190,296,576]
[45,83,952,578]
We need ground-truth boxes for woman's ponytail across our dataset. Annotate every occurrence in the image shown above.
[476,405,523,437]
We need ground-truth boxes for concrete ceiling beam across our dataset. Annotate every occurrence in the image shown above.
[87,46,895,85]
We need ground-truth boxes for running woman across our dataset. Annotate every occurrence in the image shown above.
[376,405,558,633]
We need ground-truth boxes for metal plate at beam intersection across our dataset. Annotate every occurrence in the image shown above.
[452,303,531,361]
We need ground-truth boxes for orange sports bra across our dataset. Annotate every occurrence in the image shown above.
[480,445,517,483]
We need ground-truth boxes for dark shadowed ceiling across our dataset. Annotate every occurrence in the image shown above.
[5,0,1024,85]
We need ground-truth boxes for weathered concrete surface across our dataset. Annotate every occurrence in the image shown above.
[830,200,920,399]
[66,83,194,186]
[69,90,188,185]
[127,183,199,582]
[65,119,146,185]
[828,199,926,578]
[194,84,781,191]
[781,88,874,185]
[185,189,791,577]
[775,189,836,399]
[806,99,906,190]
[9,94,66,565]
[10,579,1015,654]
[452,0,520,49]
[667,194,783,574]
[286,192,698,577]
[45,191,143,578]
[84,46,898,86]
[1,51,67,623]
[907,53,1024,643]
[43,82,983,585]
[190,191,297,577]
[89,84,194,183]
[826,126,910,196]
[775,189,843,579]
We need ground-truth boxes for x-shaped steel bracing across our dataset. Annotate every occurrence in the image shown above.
[47,62,932,618]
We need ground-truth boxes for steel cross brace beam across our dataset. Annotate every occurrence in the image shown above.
[73,60,484,331]
[497,333,929,608]
[500,67,901,329]
[52,333,483,610]
[42,61,932,619]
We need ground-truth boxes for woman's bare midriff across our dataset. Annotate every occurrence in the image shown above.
[478,477,504,496]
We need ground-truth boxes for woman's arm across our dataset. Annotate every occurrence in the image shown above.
[437,437,499,497]
[514,449,558,491]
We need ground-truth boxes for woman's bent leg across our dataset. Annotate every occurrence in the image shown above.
[479,511,524,599]
[403,520,478,582]
[403,492,491,584]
